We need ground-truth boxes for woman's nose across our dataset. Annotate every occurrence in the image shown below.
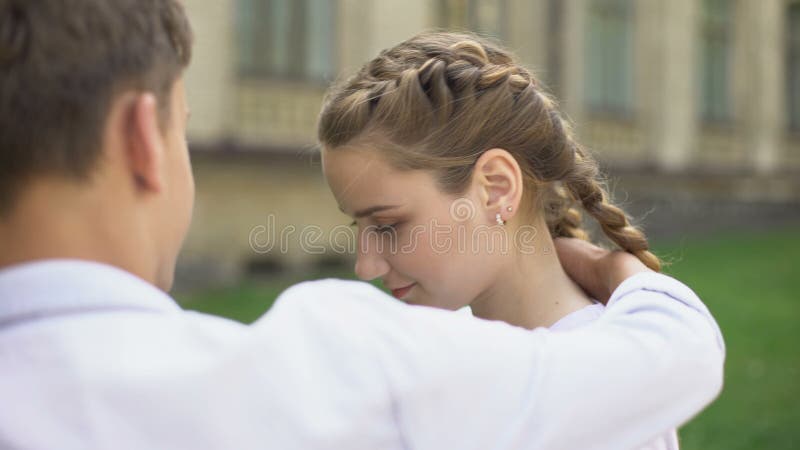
[354,232,391,281]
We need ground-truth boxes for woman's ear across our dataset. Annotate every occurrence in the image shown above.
[123,92,166,193]
[472,148,523,223]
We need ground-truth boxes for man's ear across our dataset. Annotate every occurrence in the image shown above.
[472,148,523,222]
[124,93,165,193]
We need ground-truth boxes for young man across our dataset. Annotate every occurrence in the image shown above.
[0,1,724,449]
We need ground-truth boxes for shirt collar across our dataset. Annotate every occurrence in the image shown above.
[0,259,181,327]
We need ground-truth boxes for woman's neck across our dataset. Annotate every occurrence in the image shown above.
[469,230,594,330]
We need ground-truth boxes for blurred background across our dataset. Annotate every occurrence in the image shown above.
[176,1,799,448]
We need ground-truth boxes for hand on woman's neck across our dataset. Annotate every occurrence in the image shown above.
[469,227,595,330]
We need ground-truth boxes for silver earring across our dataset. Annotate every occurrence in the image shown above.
[496,213,505,226]
[507,206,513,212]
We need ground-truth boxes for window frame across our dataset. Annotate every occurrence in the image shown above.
[787,1,800,132]
[583,0,636,118]
[235,0,339,84]
[697,0,734,125]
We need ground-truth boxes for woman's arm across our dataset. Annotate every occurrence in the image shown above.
[554,237,655,303]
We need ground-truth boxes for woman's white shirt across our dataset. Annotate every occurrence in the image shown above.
[550,302,681,450]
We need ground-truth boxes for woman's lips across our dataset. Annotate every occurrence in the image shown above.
[391,283,416,299]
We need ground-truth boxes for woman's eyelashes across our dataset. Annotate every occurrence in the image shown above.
[348,219,402,233]
[375,223,399,233]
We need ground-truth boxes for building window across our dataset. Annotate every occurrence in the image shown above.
[788,2,800,131]
[584,0,635,115]
[698,0,733,123]
[235,0,336,82]
[438,0,508,40]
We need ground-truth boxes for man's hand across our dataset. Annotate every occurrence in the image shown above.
[554,238,652,303]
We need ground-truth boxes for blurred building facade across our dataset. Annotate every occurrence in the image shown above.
[177,0,800,286]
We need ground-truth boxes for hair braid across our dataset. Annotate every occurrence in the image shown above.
[417,58,454,124]
[563,144,661,271]
[543,182,590,241]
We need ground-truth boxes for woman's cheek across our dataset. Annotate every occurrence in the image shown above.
[413,227,434,259]
[404,229,438,274]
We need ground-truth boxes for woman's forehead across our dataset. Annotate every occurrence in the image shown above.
[323,148,444,214]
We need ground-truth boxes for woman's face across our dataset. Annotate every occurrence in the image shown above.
[322,146,505,310]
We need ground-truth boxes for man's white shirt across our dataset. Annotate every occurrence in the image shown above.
[0,260,724,450]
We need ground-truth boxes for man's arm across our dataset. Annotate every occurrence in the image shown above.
[268,260,724,449]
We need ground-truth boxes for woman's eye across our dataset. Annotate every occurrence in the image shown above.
[376,223,399,233]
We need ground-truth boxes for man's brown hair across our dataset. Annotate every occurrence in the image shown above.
[0,0,193,215]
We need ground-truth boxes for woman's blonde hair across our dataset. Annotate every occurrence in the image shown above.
[318,31,660,271]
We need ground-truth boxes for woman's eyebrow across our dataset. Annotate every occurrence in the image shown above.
[349,205,402,218]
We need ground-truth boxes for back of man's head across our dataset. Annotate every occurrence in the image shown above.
[0,0,193,216]
[0,0,195,290]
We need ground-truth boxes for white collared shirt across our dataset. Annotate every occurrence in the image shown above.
[0,260,724,450]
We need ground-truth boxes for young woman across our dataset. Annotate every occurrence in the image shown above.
[319,32,678,448]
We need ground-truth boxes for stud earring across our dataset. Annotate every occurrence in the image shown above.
[507,206,513,212]
[496,213,505,226]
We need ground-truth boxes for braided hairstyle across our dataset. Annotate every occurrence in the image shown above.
[318,32,660,271]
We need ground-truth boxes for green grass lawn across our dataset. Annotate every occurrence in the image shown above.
[178,228,800,449]
[658,229,799,450]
